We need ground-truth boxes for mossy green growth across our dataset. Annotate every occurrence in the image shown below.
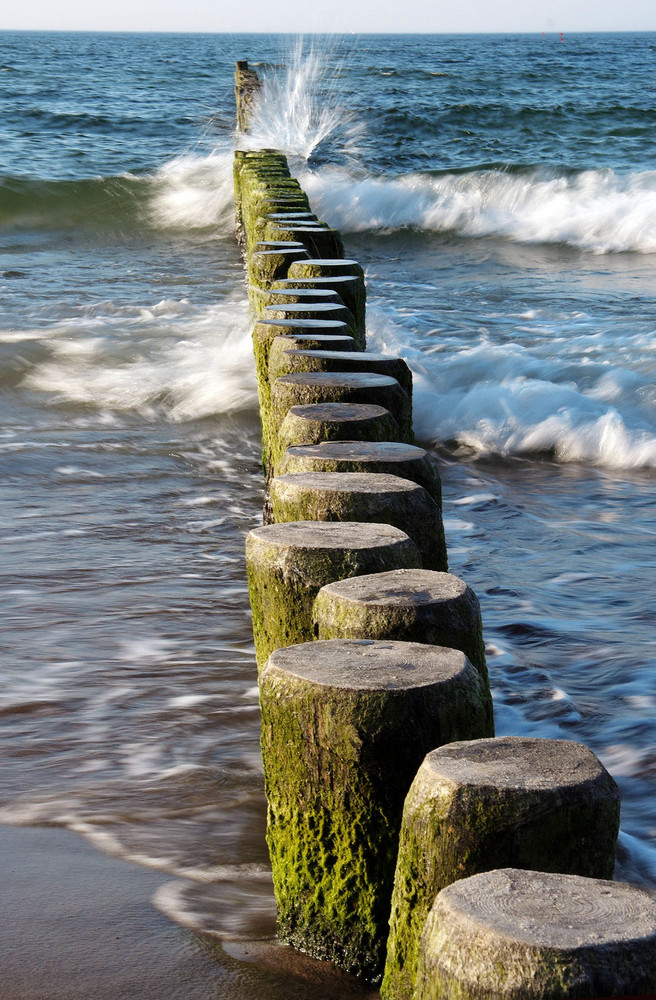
[381,738,620,1000]
[248,248,310,295]
[252,321,351,471]
[243,187,310,252]
[259,645,494,981]
[233,151,289,224]
[245,523,421,669]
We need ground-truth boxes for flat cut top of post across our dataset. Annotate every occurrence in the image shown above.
[262,288,342,303]
[294,258,360,267]
[433,868,656,949]
[286,403,392,422]
[266,212,318,222]
[263,304,351,318]
[421,736,613,792]
[248,519,412,552]
[272,335,356,350]
[276,372,399,390]
[255,318,349,331]
[274,472,424,496]
[266,639,471,692]
[286,440,430,461]
[268,223,329,232]
[286,349,400,364]
[319,569,468,606]
[251,248,310,260]
[277,274,360,283]
[254,241,306,251]
[275,276,361,289]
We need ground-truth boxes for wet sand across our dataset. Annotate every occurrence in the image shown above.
[0,823,235,999]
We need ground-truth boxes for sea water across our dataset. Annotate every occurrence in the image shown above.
[2,30,656,995]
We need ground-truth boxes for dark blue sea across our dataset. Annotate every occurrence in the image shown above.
[2,30,655,996]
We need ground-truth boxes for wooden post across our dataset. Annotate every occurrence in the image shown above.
[382,736,621,1000]
[269,472,447,571]
[415,868,656,1000]
[234,60,262,132]
[245,521,421,669]
[260,639,495,980]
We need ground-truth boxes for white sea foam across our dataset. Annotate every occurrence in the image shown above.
[148,150,237,230]
[366,304,656,469]
[21,295,258,421]
[300,164,656,254]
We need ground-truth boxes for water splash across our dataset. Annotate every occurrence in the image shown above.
[148,150,237,231]
[17,295,258,421]
[239,39,365,167]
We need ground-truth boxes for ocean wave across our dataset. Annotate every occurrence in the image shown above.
[0,150,236,234]
[9,295,258,421]
[367,307,656,470]
[0,172,148,232]
[299,164,656,254]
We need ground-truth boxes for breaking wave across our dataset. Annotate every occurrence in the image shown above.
[301,164,656,254]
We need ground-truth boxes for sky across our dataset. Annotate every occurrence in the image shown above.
[1,0,654,34]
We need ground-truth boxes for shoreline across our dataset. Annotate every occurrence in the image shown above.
[0,822,233,999]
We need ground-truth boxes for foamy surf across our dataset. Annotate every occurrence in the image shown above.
[364,298,656,469]
[300,164,656,254]
[15,295,258,421]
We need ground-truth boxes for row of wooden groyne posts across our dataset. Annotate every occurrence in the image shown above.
[233,62,656,1000]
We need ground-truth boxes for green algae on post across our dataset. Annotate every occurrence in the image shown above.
[252,320,352,469]
[259,639,495,981]
[245,521,421,669]
[382,736,621,1000]
[248,247,310,295]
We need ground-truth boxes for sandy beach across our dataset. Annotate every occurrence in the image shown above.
[0,823,234,999]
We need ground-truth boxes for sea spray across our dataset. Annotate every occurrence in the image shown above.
[240,39,366,166]
[148,150,237,231]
